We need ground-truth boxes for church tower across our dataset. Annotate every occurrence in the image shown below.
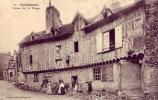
[46,0,62,34]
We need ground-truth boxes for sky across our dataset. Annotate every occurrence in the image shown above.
[0,0,134,54]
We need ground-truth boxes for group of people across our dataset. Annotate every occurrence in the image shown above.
[40,77,93,95]
[40,77,66,95]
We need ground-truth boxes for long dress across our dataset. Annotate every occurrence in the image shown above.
[47,82,52,95]
[58,83,65,95]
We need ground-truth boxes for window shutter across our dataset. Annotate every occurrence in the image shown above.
[115,25,122,48]
[103,32,110,51]
[96,33,103,53]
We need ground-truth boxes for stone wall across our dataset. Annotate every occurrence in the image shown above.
[24,68,93,90]
[143,0,158,94]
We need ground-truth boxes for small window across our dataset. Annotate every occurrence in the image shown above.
[74,41,79,52]
[93,67,101,80]
[34,73,39,82]
[56,45,61,53]
[103,12,107,18]
[32,36,35,40]
[55,59,62,67]
[10,72,13,77]
[30,55,33,65]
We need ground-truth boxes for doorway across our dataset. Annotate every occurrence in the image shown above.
[71,76,78,89]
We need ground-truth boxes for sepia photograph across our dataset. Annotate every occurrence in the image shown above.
[0,0,158,100]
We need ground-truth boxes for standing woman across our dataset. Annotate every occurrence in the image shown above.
[47,81,52,95]
[58,80,65,95]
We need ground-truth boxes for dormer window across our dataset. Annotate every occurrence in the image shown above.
[103,12,107,18]
[31,36,35,40]
[101,5,113,19]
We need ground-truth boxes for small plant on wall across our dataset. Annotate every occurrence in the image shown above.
[127,49,134,56]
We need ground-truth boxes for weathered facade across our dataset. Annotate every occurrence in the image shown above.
[3,57,16,81]
[0,52,12,80]
[18,0,158,99]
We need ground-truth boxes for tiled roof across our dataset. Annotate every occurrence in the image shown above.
[19,0,144,47]
[83,0,145,33]
[19,23,74,47]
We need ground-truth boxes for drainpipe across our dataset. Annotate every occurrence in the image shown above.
[118,62,122,93]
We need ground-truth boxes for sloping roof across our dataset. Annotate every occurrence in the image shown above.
[19,23,74,47]
[83,0,145,33]
[19,0,144,47]
[19,30,46,46]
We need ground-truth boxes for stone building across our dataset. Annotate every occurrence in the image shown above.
[0,52,12,80]
[18,0,158,99]
[3,51,17,82]
[3,57,16,81]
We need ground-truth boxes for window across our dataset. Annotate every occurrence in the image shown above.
[56,45,61,53]
[10,72,13,77]
[109,29,115,50]
[31,36,35,40]
[29,55,33,65]
[97,25,122,53]
[93,65,113,82]
[93,67,101,80]
[134,17,143,35]
[66,55,70,66]
[102,66,113,82]
[74,41,79,52]
[102,29,115,52]
[34,73,39,82]
[103,12,107,18]
[55,59,62,67]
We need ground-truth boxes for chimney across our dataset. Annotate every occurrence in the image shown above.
[45,0,62,34]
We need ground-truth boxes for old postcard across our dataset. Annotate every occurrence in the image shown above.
[0,0,158,100]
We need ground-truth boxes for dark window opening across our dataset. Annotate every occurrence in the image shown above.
[34,73,39,82]
[56,45,61,53]
[109,29,115,50]
[10,72,13,77]
[66,55,70,66]
[103,12,107,18]
[32,36,35,40]
[55,59,62,67]
[71,76,78,89]
[30,55,33,65]
[74,41,79,52]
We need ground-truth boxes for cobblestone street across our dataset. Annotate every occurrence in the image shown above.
[0,80,83,100]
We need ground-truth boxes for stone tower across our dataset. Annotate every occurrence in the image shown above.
[46,1,62,34]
